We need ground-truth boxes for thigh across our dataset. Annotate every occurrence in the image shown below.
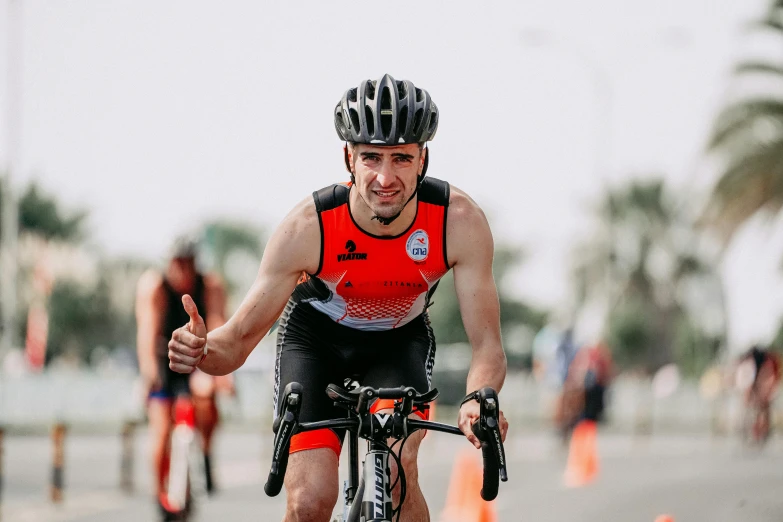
[274,304,344,424]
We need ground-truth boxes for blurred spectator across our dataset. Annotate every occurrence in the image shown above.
[735,344,781,443]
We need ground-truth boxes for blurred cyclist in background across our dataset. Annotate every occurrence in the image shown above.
[736,344,781,443]
[135,235,232,516]
[561,341,614,437]
[561,340,614,487]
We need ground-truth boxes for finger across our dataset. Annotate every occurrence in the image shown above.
[461,421,481,449]
[182,294,205,329]
[168,340,204,361]
[172,327,206,347]
[168,346,201,366]
[169,360,196,374]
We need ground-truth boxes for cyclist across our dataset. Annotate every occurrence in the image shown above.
[167,74,509,522]
[737,344,781,441]
[135,235,230,517]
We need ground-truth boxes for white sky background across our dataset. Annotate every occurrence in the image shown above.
[0,0,780,350]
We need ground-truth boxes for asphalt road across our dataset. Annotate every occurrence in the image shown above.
[3,425,782,522]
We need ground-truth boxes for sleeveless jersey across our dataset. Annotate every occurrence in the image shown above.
[290,177,451,331]
[159,274,206,358]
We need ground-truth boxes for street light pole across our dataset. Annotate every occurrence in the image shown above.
[2,0,23,356]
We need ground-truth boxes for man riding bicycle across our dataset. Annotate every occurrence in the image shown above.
[167,74,509,522]
[136,236,232,517]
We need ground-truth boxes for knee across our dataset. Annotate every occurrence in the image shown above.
[286,479,338,521]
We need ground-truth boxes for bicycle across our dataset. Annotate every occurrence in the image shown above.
[740,392,772,447]
[161,394,204,521]
[264,382,508,522]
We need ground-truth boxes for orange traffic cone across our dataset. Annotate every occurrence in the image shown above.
[654,516,674,522]
[439,448,497,522]
[563,420,599,488]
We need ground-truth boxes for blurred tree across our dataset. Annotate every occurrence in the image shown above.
[0,179,88,241]
[45,278,114,364]
[701,0,783,241]
[427,244,548,369]
[200,219,265,300]
[572,178,723,375]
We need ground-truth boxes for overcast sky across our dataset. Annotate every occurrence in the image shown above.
[1,0,780,349]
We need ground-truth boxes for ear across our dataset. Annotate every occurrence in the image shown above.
[343,144,352,174]
[419,146,429,179]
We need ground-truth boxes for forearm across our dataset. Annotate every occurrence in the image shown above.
[465,344,507,394]
[137,348,159,380]
[197,322,252,376]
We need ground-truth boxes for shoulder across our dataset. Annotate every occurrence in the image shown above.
[202,272,226,292]
[281,195,320,235]
[445,185,494,265]
[137,269,163,295]
[418,177,450,206]
[262,194,322,275]
[312,183,350,212]
[136,269,165,307]
[447,185,491,233]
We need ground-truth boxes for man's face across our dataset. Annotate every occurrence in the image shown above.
[349,143,425,220]
[170,256,197,282]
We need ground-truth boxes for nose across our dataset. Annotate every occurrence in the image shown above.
[375,162,395,187]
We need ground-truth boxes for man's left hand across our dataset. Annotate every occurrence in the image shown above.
[458,400,509,449]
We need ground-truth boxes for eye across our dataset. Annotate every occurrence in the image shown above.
[393,156,413,164]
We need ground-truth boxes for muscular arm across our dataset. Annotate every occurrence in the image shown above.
[194,198,321,376]
[447,187,507,394]
[135,270,166,385]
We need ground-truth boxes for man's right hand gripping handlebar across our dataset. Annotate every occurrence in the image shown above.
[460,387,509,501]
[168,294,208,374]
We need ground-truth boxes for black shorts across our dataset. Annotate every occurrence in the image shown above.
[149,359,191,400]
[273,300,436,455]
[583,384,606,422]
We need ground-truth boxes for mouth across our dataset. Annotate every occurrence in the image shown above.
[373,190,400,201]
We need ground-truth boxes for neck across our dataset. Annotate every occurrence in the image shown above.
[165,269,196,294]
[348,188,418,236]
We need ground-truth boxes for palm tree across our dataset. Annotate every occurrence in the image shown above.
[572,178,724,374]
[702,0,783,241]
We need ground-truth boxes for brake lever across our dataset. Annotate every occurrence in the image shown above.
[475,388,508,482]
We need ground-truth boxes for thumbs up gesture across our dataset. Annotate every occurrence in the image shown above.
[168,295,208,374]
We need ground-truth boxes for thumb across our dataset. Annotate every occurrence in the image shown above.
[182,294,206,335]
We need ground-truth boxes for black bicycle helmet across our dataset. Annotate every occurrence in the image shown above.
[334,74,438,145]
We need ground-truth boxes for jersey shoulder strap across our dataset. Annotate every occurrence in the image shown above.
[313,183,350,212]
[418,177,450,207]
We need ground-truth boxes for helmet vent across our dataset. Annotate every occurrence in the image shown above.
[349,109,361,133]
[335,112,347,133]
[380,87,393,139]
[364,106,375,136]
[365,80,376,100]
[397,81,407,99]
[415,88,424,102]
[397,106,409,140]
[412,108,424,137]
[347,88,357,103]
[427,110,438,133]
